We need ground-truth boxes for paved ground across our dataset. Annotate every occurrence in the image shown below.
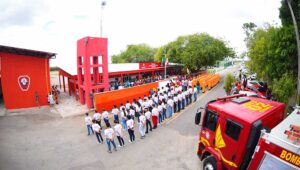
[0,66,238,170]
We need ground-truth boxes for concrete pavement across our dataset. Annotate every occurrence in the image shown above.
[0,66,238,170]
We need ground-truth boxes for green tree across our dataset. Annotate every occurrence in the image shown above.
[279,0,300,28]
[154,33,234,71]
[112,44,157,63]
[224,73,236,95]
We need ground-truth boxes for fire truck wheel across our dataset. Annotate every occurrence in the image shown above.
[203,156,217,170]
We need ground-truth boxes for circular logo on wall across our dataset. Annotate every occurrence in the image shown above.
[18,75,30,91]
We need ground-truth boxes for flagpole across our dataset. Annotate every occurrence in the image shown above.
[164,54,167,79]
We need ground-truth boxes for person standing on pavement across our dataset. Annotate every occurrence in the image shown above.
[114,120,125,147]
[102,109,110,127]
[177,91,182,112]
[173,93,178,113]
[121,107,128,130]
[139,112,146,139]
[85,112,94,136]
[193,86,197,102]
[135,102,142,122]
[162,100,167,121]
[151,104,159,129]
[188,86,193,104]
[104,124,117,153]
[157,101,163,124]
[111,105,120,123]
[129,106,135,120]
[126,115,135,143]
[92,119,103,144]
[144,108,152,133]
[167,96,174,118]
[93,111,102,127]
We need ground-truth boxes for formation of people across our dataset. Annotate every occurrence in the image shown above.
[84,78,201,153]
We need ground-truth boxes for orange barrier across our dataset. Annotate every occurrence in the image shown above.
[94,82,158,111]
[207,74,221,89]
[192,73,221,92]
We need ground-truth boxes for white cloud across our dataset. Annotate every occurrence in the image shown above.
[0,0,282,73]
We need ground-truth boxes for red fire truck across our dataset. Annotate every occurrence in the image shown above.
[194,94,300,169]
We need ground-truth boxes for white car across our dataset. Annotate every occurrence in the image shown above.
[239,91,259,98]
[249,73,257,80]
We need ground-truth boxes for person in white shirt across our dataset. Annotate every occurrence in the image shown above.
[138,97,143,105]
[129,106,135,121]
[119,103,126,112]
[167,97,174,118]
[188,86,193,104]
[184,90,189,106]
[157,102,163,124]
[104,124,117,153]
[193,86,197,102]
[139,112,146,139]
[126,115,135,143]
[135,102,142,122]
[148,98,154,112]
[92,120,103,144]
[164,92,168,101]
[111,105,119,122]
[173,94,178,113]
[151,104,159,129]
[162,100,167,121]
[114,120,125,147]
[120,107,128,130]
[102,109,110,127]
[144,108,152,133]
[125,101,131,110]
[93,111,102,127]
[85,112,94,136]
[177,92,182,112]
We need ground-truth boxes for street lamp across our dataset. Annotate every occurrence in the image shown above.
[100,1,106,37]
[286,0,300,105]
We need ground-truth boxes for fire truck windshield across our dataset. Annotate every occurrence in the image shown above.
[258,152,298,170]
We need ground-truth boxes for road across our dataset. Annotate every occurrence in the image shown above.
[0,66,238,170]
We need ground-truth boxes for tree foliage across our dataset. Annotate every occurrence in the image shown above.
[154,33,235,71]
[224,73,236,95]
[245,0,299,104]
[111,44,156,63]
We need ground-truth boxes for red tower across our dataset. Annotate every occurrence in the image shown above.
[77,37,109,109]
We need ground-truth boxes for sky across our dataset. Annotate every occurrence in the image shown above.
[0,0,282,73]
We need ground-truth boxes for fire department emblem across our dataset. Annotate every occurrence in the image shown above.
[18,75,30,91]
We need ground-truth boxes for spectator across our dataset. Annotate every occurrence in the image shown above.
[84,112,94,136]
[104,124,117,153]
[114,120,125,147]
[92,119,103,144]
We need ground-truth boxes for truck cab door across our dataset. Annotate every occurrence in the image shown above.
[217,119,243,169]
[202,110,219,148]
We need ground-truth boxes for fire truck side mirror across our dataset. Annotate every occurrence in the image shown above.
[195,111,201,125]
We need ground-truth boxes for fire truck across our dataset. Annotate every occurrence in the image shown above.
[194,94,299,170]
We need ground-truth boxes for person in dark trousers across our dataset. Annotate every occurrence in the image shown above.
[126,115,135,143]
[114,120,125,147]
[92,119,103,144]
[144,108,152,133]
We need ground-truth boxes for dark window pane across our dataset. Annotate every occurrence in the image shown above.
[203,110,218,132]
[225,120,242,141]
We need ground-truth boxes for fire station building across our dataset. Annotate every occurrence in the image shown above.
[0,45,56,110]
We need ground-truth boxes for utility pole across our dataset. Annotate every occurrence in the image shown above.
[286,0,300,105]
[100,1,106,37]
